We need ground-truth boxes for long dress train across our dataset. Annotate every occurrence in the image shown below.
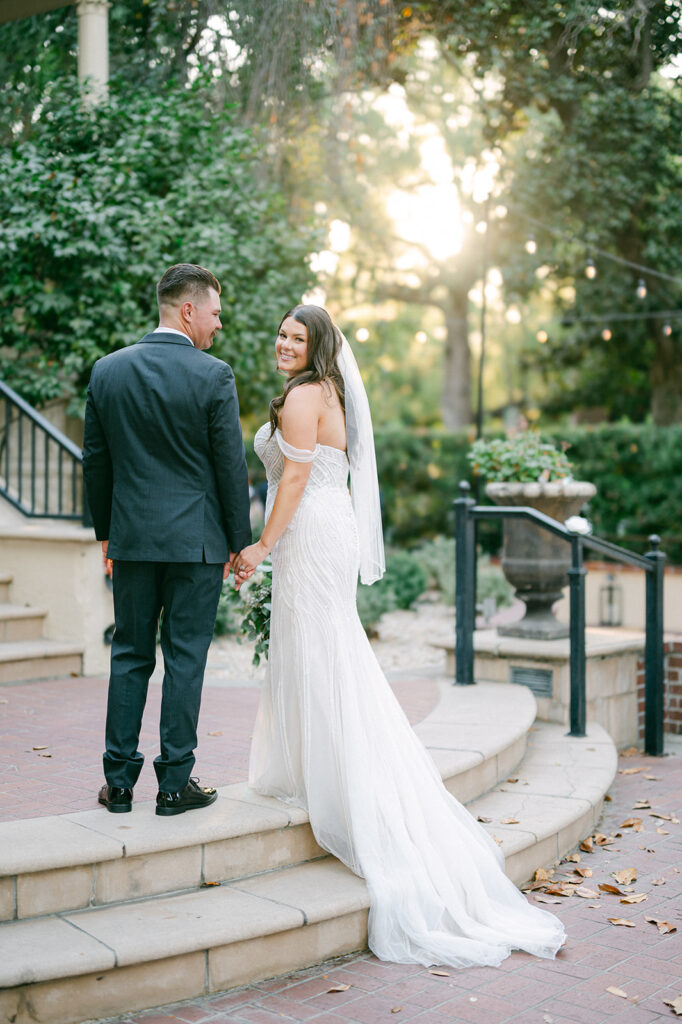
[248,424,566,968]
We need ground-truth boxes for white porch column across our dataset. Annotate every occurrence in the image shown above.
[77,0,109,102]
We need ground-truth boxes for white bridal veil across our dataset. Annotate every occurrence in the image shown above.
[337,332,385,585]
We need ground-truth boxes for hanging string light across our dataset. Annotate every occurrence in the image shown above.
[663,323,672,336]
[536,329,548,343]
[601,326,612,341]
[585,257,597,280]
[525,234,537,254]
[636,278,647,299]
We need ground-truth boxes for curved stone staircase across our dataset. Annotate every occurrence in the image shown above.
[0,681,617,1024]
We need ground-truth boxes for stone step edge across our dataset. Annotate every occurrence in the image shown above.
[0,681,537,879]
[0,720,616,997]
[0,603,48,621]
[0,639,84,663]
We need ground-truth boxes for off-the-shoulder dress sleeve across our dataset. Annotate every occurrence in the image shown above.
[275,428,318,464]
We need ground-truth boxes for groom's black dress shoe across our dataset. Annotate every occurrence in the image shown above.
[155,778,218,816]
[98,784,133,813]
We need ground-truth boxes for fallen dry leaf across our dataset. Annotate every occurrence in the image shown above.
[39,752,52,758]
[207,730,223,736]
[544,886,574,897]
[493,835,503,846]
[32,745,48,751]
[391,1008,402,1014]
[633,800,651,809]
[595,832,618,845]
[580,837,594,853]
[574,866,593,878]
[643,774,659,780]
[507,777,519,783]
[657,827,670,835]
[599,883,625,895]
[534,867,552,882]
[534,894,562,905]
[645,916,677,935]
[327,984,350,993]
[501,817,519,825]
[428,969,450,977]
[566,852,581,863]
[620,892,648,904]
[608,917,636,928]
[663,995,682,1015]
[477,815,492,823]
[619,767,642,775]
[574,887,600,899]
[606,986,628,998]
[200,881,220,888]
[619,818,643,830]
[604,794,612,802]
[651,877,666,886]
[650,811,672,821]
[621,746,640,757]
[613,868,637,885]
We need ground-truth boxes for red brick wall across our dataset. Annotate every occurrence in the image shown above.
[637,640,682,738]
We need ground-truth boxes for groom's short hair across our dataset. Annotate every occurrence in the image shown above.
[157,264,221,309]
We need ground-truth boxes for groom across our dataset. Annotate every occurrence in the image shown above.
[83,263,252,816]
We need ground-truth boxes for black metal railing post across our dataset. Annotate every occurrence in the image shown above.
[644,535,665,756]
[454,481,476,685]
[567,536,587,737]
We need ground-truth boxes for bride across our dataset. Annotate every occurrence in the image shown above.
[233,304,565,968]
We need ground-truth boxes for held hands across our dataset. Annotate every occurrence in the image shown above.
[101,540,113,579]
[233,540,269,590]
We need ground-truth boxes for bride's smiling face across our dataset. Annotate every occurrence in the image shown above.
[276,317,308,376]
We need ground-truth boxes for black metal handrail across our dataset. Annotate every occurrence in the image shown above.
[454,480,665,756]
[0,380,91,525]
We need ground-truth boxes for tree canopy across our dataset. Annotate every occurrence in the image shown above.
[0,75,316,416]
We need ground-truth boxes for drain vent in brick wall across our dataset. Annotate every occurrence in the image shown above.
[510,665,554,697]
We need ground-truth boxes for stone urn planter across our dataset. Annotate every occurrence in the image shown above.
[486,480,596,640]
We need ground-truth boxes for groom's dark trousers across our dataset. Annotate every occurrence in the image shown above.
[83,332,252,792]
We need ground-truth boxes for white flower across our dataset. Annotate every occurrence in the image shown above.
[565,515,592,535]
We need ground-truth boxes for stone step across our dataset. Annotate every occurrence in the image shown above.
[0,602,48,642]
[0,719,617,1024]
[0,572,13,603]
[0,681,536,922]
[0,638,83,684]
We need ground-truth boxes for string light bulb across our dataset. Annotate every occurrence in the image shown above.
[525,234,537,255]
[355,327,369,343]
[415,331,428,344]
[601,327,612,341]
[663,323,672,336]
[636,278,647,299]
[536,329,548,344]
[585,258,597,280]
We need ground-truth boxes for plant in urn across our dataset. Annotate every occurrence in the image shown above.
[467,435,595,640]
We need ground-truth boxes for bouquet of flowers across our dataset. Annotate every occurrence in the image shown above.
[239,561,272,666]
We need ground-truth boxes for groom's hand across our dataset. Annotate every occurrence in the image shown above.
[224,550,239,581]
[101,540,113,579]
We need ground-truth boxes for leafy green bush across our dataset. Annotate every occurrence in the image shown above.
[477,556,514,610]
[413,535,456,604]
[0,75,316,416]
[356,580,398,632]
[383,551,429,611]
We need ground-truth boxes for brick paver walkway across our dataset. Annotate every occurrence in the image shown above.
[0,659,438,821]
[100,742,682,1024]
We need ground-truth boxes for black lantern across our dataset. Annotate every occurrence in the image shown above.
[599,572,623,627]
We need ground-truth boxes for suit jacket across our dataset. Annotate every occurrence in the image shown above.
[82,332,252,563]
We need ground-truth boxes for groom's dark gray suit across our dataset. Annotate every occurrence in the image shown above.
[83,331,252,791]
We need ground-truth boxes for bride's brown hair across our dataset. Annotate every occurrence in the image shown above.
[269,305,345,434]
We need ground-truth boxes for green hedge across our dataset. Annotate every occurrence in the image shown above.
[244,423,682,565]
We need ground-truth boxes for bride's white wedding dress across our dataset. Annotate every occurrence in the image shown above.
[249,423,565,968]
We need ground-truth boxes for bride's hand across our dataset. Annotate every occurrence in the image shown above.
[234,541,269,589]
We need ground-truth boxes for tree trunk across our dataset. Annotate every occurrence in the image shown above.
[650,333,682,425]
[441,289,471,430]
